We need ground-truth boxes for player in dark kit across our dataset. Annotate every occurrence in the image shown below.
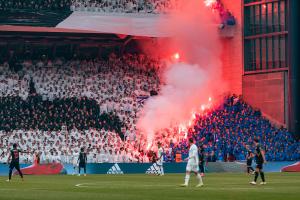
[6,143,31,182]
[78,147,87,176]
[246,145,254,174]
[250,138,267,185]
[198,145,205,176]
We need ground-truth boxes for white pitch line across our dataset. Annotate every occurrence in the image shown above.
[75,183,90,188]
[75,182,177,188]
[74,182,275,190]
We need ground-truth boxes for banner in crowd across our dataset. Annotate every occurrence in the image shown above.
[0,161,298,176]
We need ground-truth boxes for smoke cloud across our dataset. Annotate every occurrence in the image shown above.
[137,0,227,142]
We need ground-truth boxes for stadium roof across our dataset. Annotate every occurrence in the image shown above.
[0,25,156,47]
[55,12,173,38]
[0,13,174,45]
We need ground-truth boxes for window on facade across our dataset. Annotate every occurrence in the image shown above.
[244,0,288,72]
[244,0,287,36]
[245,35,287,72]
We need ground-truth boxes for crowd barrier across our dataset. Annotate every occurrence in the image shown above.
[0,161,298,176]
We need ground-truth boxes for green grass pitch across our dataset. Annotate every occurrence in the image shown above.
[0,173,299,200]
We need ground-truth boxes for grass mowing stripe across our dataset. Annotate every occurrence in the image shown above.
[0,173,299,200]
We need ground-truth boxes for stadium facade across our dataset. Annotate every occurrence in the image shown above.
[221,0,298,137]
[242,0,298,137]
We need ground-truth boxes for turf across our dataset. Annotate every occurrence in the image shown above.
[0,173,299,200]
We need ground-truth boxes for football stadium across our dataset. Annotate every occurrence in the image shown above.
[0,0,299,200]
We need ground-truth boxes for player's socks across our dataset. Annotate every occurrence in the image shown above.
[8,169,13,180]
[260,172,265,182]
[160,167,164,176]
[184,174,190,185]
[196,174,203,185]
[84,174,86,177]
[254,172,259,182]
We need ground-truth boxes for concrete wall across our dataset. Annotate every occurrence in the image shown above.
[242,71,288,125]
[220,0,243,95]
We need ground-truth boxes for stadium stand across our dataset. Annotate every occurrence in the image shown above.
[0,54,160,164]
[0,0,70,10]
[172,95,300,162]
[0,0,72,26]
[0,54,299,164]
[70,0,179,14]
[0,0,178,14]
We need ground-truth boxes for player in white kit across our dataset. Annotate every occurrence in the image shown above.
[181,138,204,187]
[72,152,79,175]
[157,142,164,176]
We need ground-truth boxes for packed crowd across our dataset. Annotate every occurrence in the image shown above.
[0,54,160,163]
[0,0,236,29]
[0,0,70,10]
[0,54,299,164]
[170,95,300,162]
[0,96,124,132]
[32,54,159,131]
[0,129,147,164]
[0,63,29,100]
[0,0,178,13]
[70,0,179,14]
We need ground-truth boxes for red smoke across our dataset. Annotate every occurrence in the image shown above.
[137,0,228,145]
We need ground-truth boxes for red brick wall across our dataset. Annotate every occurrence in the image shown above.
[242,71,287,125]
[220,1,287,126]
[220,0,243,95]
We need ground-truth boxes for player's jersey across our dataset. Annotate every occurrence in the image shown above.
[10,149,21,163]
[157,147,164,165]
[78,152,87,164]
[255,144,264,164]
[188,144,199,165]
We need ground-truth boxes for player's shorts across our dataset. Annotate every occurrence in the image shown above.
[256,163,263,170]
[186,163,199,172]
[79,163,86,168]
[9,162,20,170]
[247,161,252,166]
[72,161,78,166]
[156,161,163,166]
